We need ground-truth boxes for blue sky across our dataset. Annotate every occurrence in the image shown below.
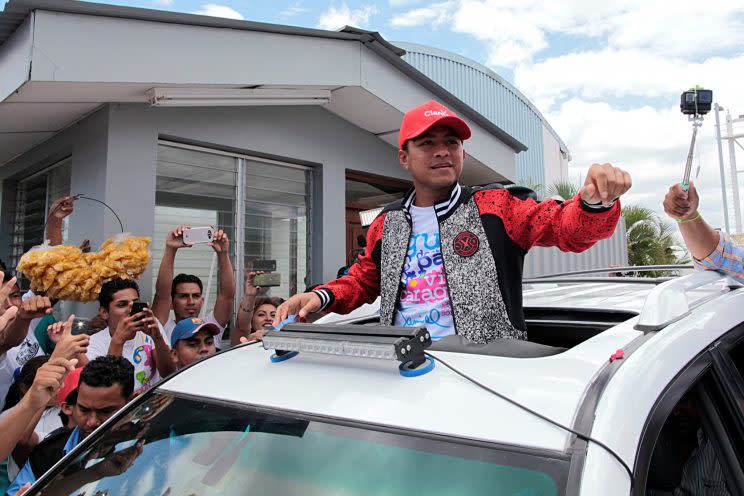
[93,0,744,232]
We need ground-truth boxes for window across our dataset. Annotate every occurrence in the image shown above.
[11,159,71,287]
[641,334,744,495]
[243,159,310,297]
[35,392,570,495]
[154,145,237,315]
[645,383,732,495]
[154,143,312,320]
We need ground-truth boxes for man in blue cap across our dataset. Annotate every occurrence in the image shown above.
[169,318,220,369]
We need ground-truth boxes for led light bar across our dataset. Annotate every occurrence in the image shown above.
[263,324,431,367]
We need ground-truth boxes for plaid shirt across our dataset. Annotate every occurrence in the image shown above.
[695,232,744,284]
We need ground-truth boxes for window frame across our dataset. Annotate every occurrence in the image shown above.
[155,140,314,319]
[633,323,744,495]
[10,157,72,286]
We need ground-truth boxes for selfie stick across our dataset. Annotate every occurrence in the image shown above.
[682,119,701,192]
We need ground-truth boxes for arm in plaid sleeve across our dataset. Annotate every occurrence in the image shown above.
[695,232,744,284]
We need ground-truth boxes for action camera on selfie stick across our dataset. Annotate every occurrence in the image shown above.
[680,87,713,192]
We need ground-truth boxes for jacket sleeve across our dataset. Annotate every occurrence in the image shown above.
[314,213,385,314]
[474,189,621,252]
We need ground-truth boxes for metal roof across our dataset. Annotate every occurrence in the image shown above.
[397,42,570,156]
[0,0,526,153]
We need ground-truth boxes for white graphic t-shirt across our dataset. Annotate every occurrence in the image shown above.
[87,324,167,394]
[0,327,44,411]
[394,205,455,338]
[164,311,225,348]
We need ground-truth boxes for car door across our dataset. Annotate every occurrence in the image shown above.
[634,323,744,495]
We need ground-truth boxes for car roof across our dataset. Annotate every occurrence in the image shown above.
[161,325,638,454]
[522,279,655,314]
[160,271,739,456]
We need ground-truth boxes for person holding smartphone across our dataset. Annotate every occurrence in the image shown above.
[86,279,175,393]
[151,225,235,349]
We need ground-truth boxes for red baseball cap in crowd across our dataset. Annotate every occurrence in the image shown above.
[398,100,472,150]
[56,367,82,404]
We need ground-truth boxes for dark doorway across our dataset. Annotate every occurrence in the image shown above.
[345,171,411,265]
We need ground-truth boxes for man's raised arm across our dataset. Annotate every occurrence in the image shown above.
[208,229,235,327]
[664,182,743,283]
[152,225,189,327]
[475,163,631,253]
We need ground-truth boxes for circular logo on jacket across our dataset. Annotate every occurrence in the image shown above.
[453,231,479,257]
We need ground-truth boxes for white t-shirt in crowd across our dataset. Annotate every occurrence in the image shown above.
[393,205,455,339]
[86,324,168,394]
[0,328,44,412]
[163,311,226,348]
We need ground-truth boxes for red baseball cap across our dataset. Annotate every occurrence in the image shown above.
[398,100,472,149]
[56,367,82,404]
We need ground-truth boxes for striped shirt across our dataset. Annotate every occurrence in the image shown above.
[695,232,744,284]
[646,430,729,496]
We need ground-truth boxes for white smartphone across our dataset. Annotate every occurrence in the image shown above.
[182,227,214,245]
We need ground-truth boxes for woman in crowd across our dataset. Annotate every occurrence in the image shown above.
[232,273,278,345]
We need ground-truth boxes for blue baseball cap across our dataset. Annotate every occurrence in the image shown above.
[170,317,220,348]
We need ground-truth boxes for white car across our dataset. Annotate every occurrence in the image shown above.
[27,268,744,495]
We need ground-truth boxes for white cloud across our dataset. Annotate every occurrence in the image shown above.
[390,1,454,28]
[193,4,244,20]
[391,0,744,68]
[153,0,174,6]
[514,51,744,110]
[389,0,424,6]
[279,3,310,18]
[607,1,744,58]
[317,3,378,30]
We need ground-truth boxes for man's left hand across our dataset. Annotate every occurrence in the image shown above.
[209,229,229,254]
[579,163,632,207]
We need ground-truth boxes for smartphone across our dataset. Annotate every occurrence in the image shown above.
[250,259,276,272]
[183,227,214,245]
[253,273,281,287]
[130,301,149,318]
[71,318,90,336]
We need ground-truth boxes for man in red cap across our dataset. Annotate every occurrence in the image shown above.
[275,101,631,343]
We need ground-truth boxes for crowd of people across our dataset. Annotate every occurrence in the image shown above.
[0,197,282,494]
[0,99,742,495]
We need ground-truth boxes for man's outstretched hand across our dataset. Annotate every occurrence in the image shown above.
[579,163,632,207]
[273,292,322,328]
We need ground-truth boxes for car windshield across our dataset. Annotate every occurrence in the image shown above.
[34,392,569,495]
